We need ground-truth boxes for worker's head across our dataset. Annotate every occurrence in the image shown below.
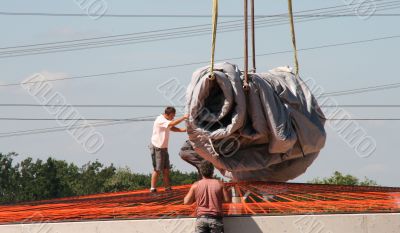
[164,106,176,120]
[199,160,214,178]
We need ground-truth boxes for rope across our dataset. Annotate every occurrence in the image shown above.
[288,0,299,76]
[251,0,256,73]
[243,0,249,89]
[1,182,399,224]
[209,0,219,80]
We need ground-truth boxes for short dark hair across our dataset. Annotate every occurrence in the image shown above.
[199,160,214,178]
[164,106,176,115]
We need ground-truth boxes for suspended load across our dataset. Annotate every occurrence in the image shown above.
[180,0,326,181]
[181,62,326,181]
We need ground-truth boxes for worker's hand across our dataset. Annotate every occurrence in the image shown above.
[183,114,189,119]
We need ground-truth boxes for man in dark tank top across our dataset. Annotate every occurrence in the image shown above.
[184,161,231,233]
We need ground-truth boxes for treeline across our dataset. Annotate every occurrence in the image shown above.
[0,152,197,204]
[0,152,380,204]
[309,171,378,186]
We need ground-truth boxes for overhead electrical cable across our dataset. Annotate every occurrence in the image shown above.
[2,1,393,51]
[0,117,400,139]
[1,12,400,18]
[1,104,400,108]
[0,1,399,58]
[0,116,158,138]
[0,117,400,121]
[1,34,399,87]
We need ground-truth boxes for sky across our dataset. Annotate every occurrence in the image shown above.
[0,0,399,186]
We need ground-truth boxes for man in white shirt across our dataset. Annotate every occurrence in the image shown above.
[150,106,188,192]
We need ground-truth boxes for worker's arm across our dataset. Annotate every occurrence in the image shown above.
[168,114,189,128]
[171,126,186,132]
[222,182,232,203]
[184,182,197,205]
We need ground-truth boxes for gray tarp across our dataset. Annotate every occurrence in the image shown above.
[182,62,326,182]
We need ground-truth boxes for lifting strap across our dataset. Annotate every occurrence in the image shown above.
[251,0,256,73]
[243,0,256,89]
[209,0,219,80]
[243,0,249,89]
[288,0,299,76]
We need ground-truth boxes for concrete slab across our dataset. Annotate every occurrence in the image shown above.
[1,213,399,233]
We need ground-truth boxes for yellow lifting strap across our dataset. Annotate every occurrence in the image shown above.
[243,0,249,89]
[288,0,299,76]
[209,0,219,80]
[251,0,256,73]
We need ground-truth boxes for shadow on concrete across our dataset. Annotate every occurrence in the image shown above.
[224,216,264,233]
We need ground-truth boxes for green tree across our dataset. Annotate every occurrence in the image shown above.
[0,153,20,202]
[0,153,199,204]
[16,157,76,201]
[169,166,198,185]
[73,161,116,195]
[103,166,198,192]
[309,171,378,186]
[104,167,150,192]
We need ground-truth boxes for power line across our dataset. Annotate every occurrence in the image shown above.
[0,16,327,57]
[3,82,400,135]
[0,2,380,50]
[0,117,156,138]
[327,118,400,121]
[1,12,399,58]
[0,117,399,139]
[1,34,399,87]
[1,104,400,108]
[0,1,399,58]
[321,81,400,97]
[0,104,177,108]
[0,117,400,121]
[0,118,156,121]
[2,85,400,137]
[323,105,400,107]
[1,12,400,18]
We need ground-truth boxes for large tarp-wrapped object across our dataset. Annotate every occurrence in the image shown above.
[182,62,326,182]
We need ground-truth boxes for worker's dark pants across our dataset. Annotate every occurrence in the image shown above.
[179,140,205,175]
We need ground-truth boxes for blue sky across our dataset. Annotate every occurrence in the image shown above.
[0,0,399,186]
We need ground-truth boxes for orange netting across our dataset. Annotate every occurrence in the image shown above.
[0,182,399,225]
